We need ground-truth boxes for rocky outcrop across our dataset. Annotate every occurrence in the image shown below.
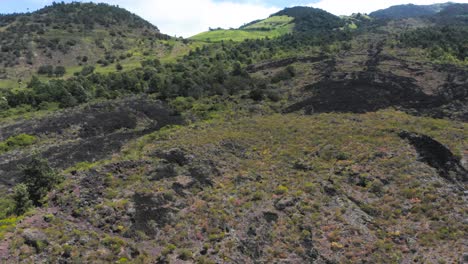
[399,131,467,184]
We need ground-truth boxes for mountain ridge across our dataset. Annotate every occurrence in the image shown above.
[369,2,456,19]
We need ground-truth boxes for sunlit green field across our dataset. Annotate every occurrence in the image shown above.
[190,15,294,42]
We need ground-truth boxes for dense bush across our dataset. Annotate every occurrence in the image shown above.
[271,65,295,83]
[13,184,32,215]
[0,134,37,153]
[54,66,66,77]
[20,158,62,206]
[80,65,95,76]
[37,65,54,76]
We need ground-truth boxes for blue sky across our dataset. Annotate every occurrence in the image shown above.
[1,0,467,36]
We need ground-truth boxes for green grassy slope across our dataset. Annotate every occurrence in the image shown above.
[190,15,294,42]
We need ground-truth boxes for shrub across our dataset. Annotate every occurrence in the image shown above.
[80,65,95,76]
[178,249,193,260]
[0,134,37,153]
[275,185,289,195]
[271,65,295,83]
[54,66,66,77]
[37,65,54,76]
[13,183,32,215]
[249,89,264,101]
[21,158,62,206]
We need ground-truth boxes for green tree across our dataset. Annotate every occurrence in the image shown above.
[80,65,95,76]
[13,183,32,215]
[37,65,54,76]
[21,158,62,206]
[54,66,66,77]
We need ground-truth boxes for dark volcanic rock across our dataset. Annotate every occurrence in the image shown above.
[154,148,194,166]
[0,97,183,191]
[399,131,467,184]
[79,111,137,138]
[262,211,279,222]
[188,161,219,186]
[246,55,327,73]
[151,162,178,180]
[132,192,177,236]
[274,197,298,210]
[284,72,441,114]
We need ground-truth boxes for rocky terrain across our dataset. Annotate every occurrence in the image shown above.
[0,2,466,264]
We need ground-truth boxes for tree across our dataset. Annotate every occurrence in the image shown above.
[231,62,244,76]
[80,65,95,76]
[27,76,42,89]
[37,65,54,76]
[13,183,32,215]
[54,66,66,77]
[21,158,62,206]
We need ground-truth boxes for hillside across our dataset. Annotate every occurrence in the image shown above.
[0,2,202,89]
[190,15,295,42]
[369,2,455,19]
[0,2,467,263]
[190,6,343,42]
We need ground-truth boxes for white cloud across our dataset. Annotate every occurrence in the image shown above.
[309,0,468,16]
[96,0,279,37]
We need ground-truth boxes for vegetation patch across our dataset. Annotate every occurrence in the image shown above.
[0,134,37,153]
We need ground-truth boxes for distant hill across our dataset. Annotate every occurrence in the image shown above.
[190,15,295,42]
[369,2,454,19]
[0,2,170,87]
[190,6,343,42]
[272,6,344,32]
[432,3,468,25]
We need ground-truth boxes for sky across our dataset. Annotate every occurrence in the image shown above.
[1,0,467,37]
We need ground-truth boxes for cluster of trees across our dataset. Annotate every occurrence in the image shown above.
[1,55,259,111]
[36,2,158,30]
[400,26,468,62]
[37,65,66,77]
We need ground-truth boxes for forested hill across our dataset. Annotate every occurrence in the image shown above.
[0,2,170,85]
[369,2,456,19]
[272,6,345,32]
